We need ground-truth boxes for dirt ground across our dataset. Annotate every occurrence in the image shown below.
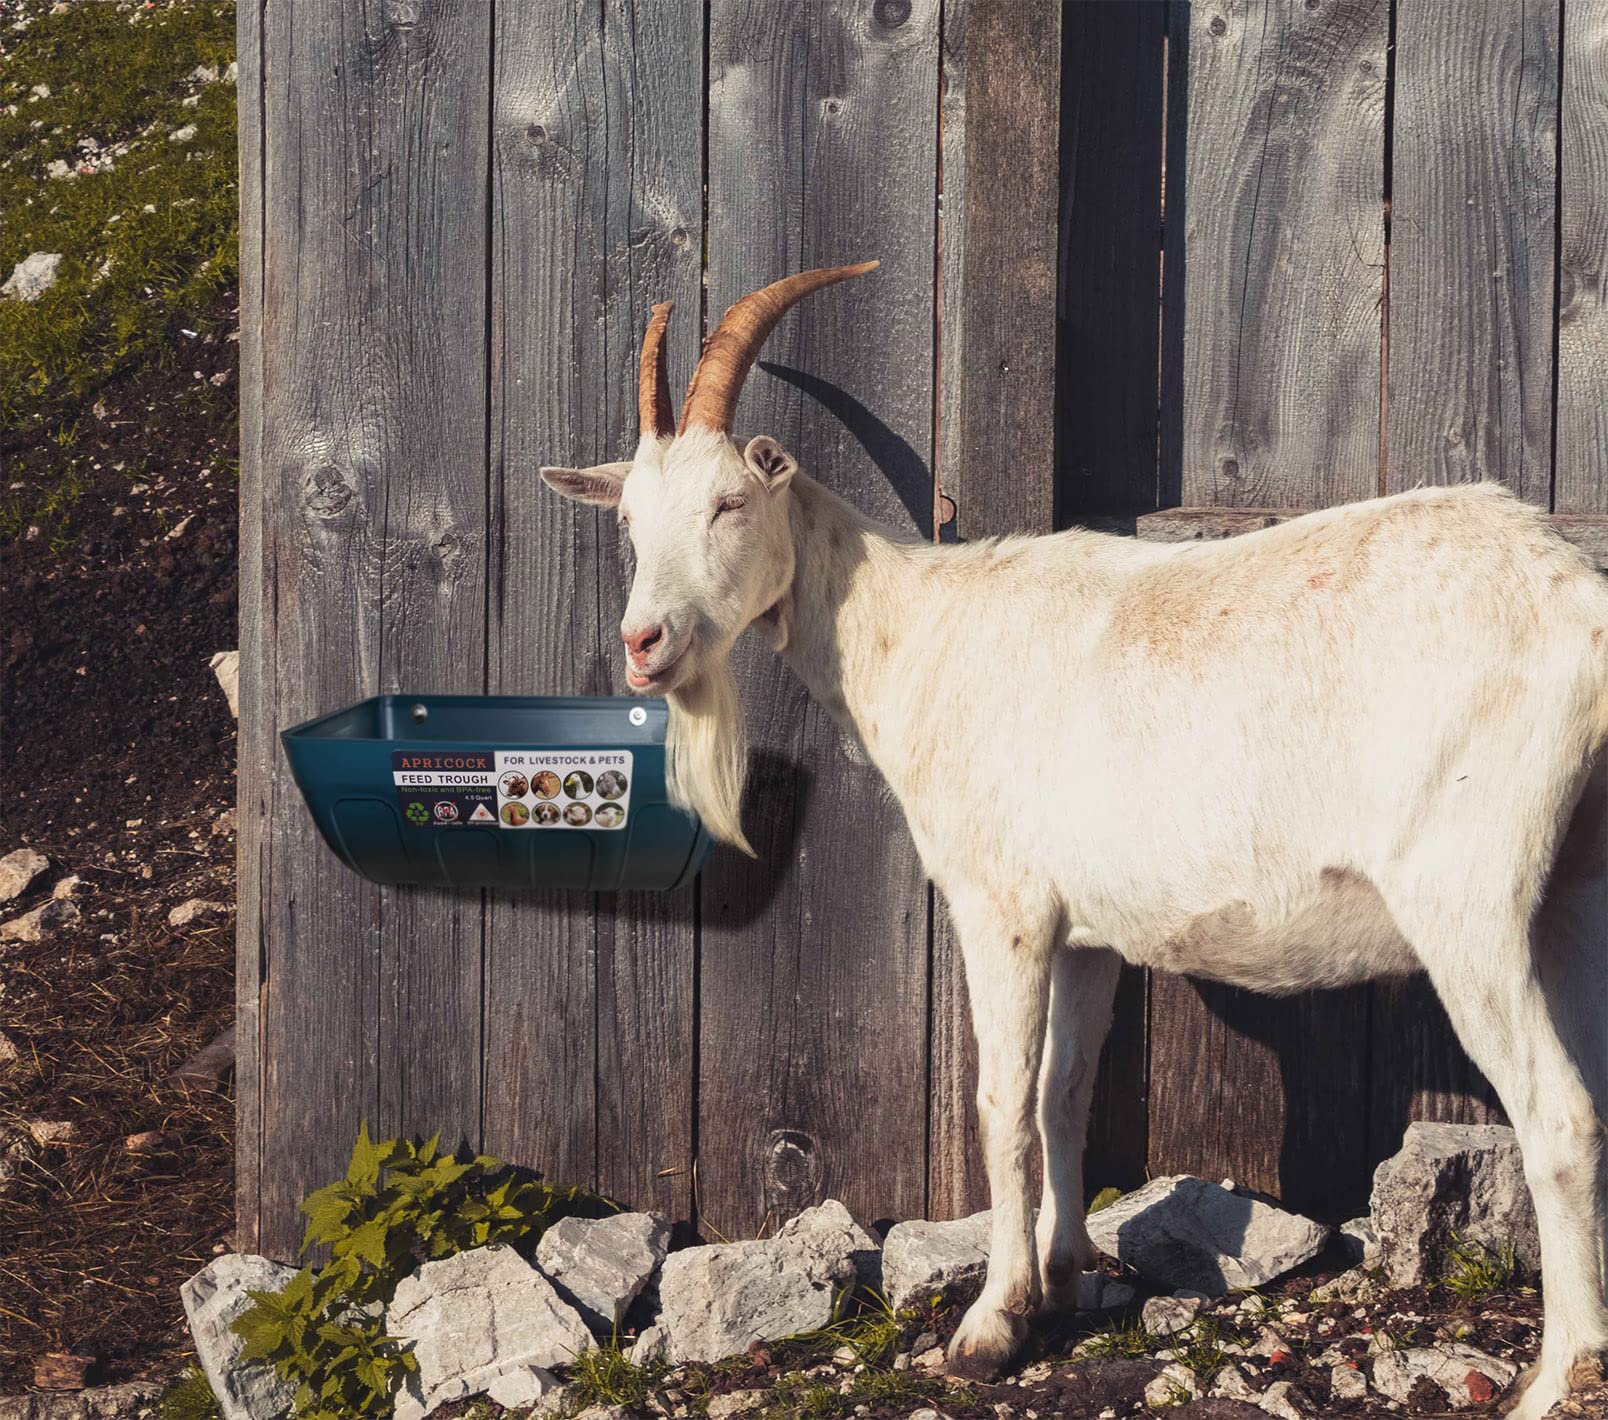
[0,299,240,1393]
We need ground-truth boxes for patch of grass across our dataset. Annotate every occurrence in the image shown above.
[1079,1313,1156,1360]
[1170,1316,1229,1384]
[777,1288,907,1370]
[158,1365,221,1420]
[758,1367,956,1420]
[1441,1234,1517,1306]
[0,0,238,434]
[564,1334,666,1413]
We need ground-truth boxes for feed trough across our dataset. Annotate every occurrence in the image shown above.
[281,695,712,891]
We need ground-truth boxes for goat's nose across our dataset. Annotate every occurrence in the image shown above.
[623,624,664,661]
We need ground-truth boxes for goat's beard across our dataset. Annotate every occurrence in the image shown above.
[666,663,755,857]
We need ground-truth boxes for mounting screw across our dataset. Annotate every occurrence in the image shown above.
[629,706,647,726]
[410,703,429,723]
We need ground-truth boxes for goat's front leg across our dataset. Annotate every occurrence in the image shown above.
[947,891,1054,1380]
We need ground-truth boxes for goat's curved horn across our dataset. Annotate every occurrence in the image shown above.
[639,301,676,439]
[678,261,879,435]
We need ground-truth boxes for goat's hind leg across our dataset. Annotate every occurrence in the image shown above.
[1405,903,1608,1420]
[945,888,1056,1380]
[1035,947,1121,1312]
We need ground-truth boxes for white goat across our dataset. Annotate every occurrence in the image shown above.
[543,265,1608,1418]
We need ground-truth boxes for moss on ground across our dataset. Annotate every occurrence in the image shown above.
[0,0,237,436]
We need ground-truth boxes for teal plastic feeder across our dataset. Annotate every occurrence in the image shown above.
[281,695,713,891]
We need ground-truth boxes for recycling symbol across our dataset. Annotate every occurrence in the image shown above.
[405,801,430,826]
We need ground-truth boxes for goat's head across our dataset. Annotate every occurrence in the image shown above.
[541,262,876,695]
[540,262,877,852]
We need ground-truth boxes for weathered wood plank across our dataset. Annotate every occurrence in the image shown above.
[1057,0,1166,521]
[249,0,492,1259]
[1557,0,1608,514]
[1368,977,1504,1166]
[1387,0,1559,501]
[930,0,1064,1221]
[699,0,939,1238]
[1146,976,1371,1221]
[1161,0,1386,510]
[233,0,264,1255]
[484,0,703,1216]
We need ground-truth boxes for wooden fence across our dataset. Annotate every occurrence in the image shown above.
[236,0,1608,1260]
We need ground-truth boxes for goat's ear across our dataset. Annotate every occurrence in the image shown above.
[539,461,630,507]
[743,436,797,491]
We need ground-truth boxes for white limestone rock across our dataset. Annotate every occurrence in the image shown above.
[1084,1176,1329,1297]
[386,1245,592,1419]
[537,1212,670,1331]
[1369,1342,1517,1408]
[880,1210,991,1310]
[652,1200,874,1363]
[1369,1122,1539,1286]
[180,1253,300,1420]
[1,252,61,302]
[0,848,48,904]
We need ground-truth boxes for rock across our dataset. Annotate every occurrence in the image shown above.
[653,1200,872,1363]
[629,1324,666,1365]
[1143,1294,1205,1337]
[1,252,62,303]
[33,1355,93,1391]
[484,1365,564,1413]
[1,898,79,944]
[1143,1363,1198,1407]
[1329,1362,1368,1400]
[1101,1280,1137,1310]
[29,1121,75,1147]
[573,1408,637,1420]
[1369,1344,1517,1408]
[51,876,80,900]
[211,809,237,836]
[168,1024,236,1093]
[0,1126,36,1187]
[168,898,231,929]
[124,1130,174,1155]
[706,1390,766,1420]
[1335,1215,1378,1268]
[1307,1267,1377,1304]
[1084,1176,1329,1298]
[210,650,239,718]
[0,1382,164,1419]
[386,1244,593,1419]
[881,1210,991,1309]
[1255,1380,1310,1419]
[1209,1366,1257,1402]
[168,123,197,143]
[181,1253,299,1420]
[0,848,48,904]
[0,1031,22,1068]
[536,1212,671,1331]
[1369,1122,1539,1286]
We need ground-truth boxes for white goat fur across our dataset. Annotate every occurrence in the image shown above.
[545,427,1608,1418]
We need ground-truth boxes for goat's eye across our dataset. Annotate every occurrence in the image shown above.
[713,496,746,522]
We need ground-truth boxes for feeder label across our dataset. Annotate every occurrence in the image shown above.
[492,750,633,830]
[392,749,497,828]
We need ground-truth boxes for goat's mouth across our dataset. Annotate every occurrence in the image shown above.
[625,647,687,694]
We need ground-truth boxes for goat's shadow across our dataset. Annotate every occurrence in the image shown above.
[757,361,935,538]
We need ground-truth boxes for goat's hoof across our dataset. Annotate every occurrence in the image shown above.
[946,1303,1028,1381]
[1499,1352,1606,1420]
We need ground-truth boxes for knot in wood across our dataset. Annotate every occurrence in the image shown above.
[764,1128,823,1209]
[1209,14,1228,36]
[873,0,912,27]
[303,464,356,521]
[526,123,547,146]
